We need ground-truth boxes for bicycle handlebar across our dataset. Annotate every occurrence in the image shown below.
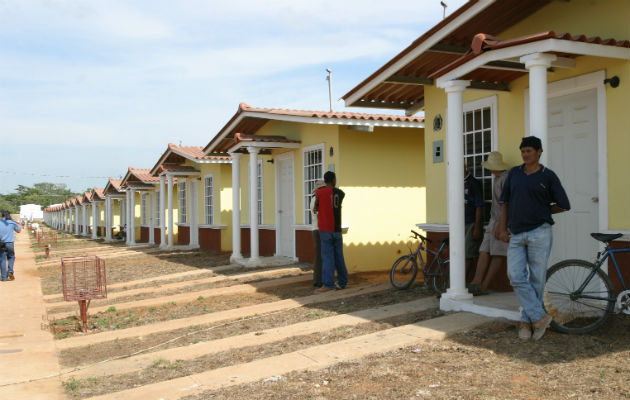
[411,230,431,243]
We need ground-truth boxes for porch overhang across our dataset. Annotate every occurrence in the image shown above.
[157,165,201,178]
[227,133,301,154]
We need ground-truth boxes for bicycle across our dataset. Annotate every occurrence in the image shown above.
[390,230,449,295]
[544,232,630,334]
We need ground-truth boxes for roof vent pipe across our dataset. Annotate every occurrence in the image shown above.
[326,68,333,112]
[440,1,448,19]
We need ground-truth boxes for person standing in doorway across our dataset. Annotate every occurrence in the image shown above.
[313,171,348,292]
[310,180,326,288]
[467,151,510,295]
[496,136,570,341]
[464,163,484,279]
[0,210,22,281]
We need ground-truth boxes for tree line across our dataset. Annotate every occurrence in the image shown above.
[0,183,83,213]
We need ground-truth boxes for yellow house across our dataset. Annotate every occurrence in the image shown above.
[343,0,630,317]
[120,167,161,246]
[150,143,232,251]
[199,103,425,270]
[103,178,125,241]
[89,188,105,239]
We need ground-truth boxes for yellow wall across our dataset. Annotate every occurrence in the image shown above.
[196,162,234,252]
[423,0,630,230]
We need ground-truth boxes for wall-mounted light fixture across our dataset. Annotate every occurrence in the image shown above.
[266,159,274,164]
[604,76,620,88]
[329,146,334,157]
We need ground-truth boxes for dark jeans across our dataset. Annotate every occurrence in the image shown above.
[312,230,322,287]
[320,231,348,290]
[0,242,15,281]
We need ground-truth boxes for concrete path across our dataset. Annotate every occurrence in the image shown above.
[66,297,439,378]
[44,266,306,303]
[91,312,490,400]
[0,231,64,399]
[55,282,390,350]
[46,274,314,319]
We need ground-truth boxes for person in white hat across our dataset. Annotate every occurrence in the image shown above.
[467,151,510,296]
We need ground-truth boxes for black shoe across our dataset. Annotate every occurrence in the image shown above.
[7,273,14,281]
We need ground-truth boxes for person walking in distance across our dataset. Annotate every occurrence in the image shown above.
[0,210,22,281]
[310,180,326,288]
[496,136,570,341]
[313,171,348,292]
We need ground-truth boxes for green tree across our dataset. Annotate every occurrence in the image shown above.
[0,183,81,213]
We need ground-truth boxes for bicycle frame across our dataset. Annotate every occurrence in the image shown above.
[575,246,629,302]
[416,239,448,275]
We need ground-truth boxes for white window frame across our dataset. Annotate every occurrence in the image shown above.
[204,174,214,225]
[178,180,187,224]
[141,193,147,225]
[257,159,263,225]
[302,143,325,225]
[155,190,160,226]
[463,95,497,222]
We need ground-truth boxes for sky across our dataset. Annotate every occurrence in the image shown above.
[0,0,467,197]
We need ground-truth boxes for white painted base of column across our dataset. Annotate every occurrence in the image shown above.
[230,254,243,264]
[246,257,263,268]
[440,296,521,321]
[441,288,473,302]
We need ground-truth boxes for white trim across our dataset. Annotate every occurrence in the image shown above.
[301,142,326,225]
[203,173,214,226]
[239,224,276,230]
[416,223,450,233]
[178,179,187,224]
[198,224,228,229]
[437,39,630,87]
[176,223,190,227]
[274,151,296,259]
[344,0,495,106]
[229,140,300,153]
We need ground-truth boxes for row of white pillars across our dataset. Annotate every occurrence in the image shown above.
[440,52,555,303]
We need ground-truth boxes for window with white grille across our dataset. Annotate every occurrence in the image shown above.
[463,96,496,222]
[155,191,160,226]
[303,144,324,224]
[204,175,214,225]
[141,193,147,225]
[178,180,187,223]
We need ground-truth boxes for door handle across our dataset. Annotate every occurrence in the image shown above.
[591,197,599,203]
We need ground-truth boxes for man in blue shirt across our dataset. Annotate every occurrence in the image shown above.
[496,136,570,341]
[464,164,484,277]
[0,210,22,281]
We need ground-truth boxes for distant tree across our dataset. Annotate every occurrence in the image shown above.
[0,183,81,213]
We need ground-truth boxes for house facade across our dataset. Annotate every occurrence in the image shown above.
[343,0,630,313]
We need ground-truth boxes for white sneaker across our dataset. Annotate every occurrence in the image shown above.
[518,322,532,340]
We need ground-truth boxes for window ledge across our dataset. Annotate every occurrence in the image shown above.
[199,225,228,230]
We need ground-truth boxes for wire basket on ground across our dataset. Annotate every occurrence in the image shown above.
[61,256,107,331]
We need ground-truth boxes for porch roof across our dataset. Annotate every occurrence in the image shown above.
[150,143,231,176]
[104,178,124,195]
[432,31,630,85]
[82,191,93,203]
[155,165,200,176]
[203,102,424,154]
[342,0,554,113]
[92,188,105,201]
[227,133,301,153]
[121,167,160,189]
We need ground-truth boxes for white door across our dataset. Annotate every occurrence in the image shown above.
[547,88,598,265]
[276,153,295,257]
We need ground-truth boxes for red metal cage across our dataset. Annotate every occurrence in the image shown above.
[61,256,107,301]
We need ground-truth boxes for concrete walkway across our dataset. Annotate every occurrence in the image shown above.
[0,232,63,399]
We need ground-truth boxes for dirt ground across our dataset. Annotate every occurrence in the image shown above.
[182,314,630,400]
[58,284,434,366]
[62,309,443,398]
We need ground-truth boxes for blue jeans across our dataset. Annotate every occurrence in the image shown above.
[0,242,16,281]
[319,231,348,290]
[507,223,552,322]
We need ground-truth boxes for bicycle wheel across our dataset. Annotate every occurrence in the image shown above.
[390,255,418,290]
[430,259,450,295]
[544,259,615,334]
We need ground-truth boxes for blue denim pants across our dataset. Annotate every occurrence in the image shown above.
[319,231,348,290]
[0,242,16,281]
[507,223,552,323]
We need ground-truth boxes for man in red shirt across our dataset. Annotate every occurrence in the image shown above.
[313,171,348,292]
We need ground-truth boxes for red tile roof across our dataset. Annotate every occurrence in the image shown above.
[92,188,105,200]
[122,167,160,188]
[204,102,423,153]
[150,144,231,176]
[430,31,630,79]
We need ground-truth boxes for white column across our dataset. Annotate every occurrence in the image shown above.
[74,206,79,234]
[125,191,131,245]
[159,175,166,248]
[247,147,261,267]
[190,178,199,248]
[105,196,112,241]
[149,192,155,245]
[521,52,556,166]
[167,174,174,249]
[129,188,136,245]
[442,80,472,301]
[92,202,98,239]
[230,152,243,262]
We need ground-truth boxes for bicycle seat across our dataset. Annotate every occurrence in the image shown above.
[590,232,623,243]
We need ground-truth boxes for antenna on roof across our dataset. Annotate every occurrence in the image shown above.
[440,1,448,19]
[325,68,333,112]
[178,140,182,146]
